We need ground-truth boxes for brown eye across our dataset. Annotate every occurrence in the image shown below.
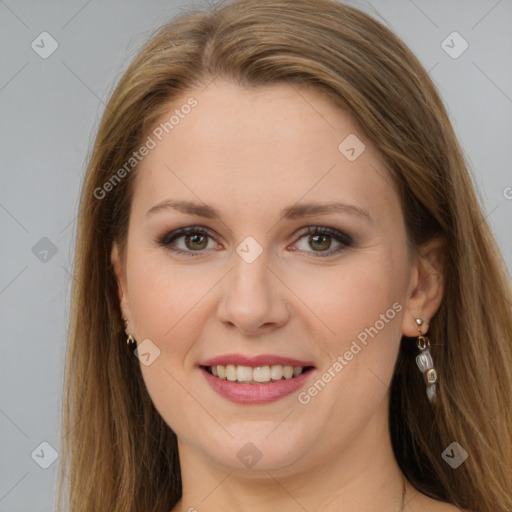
[291,226,352,257]
[309,233,332,251]
[184,233,208,250]
[159,226,216,256]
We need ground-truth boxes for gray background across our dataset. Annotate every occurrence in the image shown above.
[0,1,511,510]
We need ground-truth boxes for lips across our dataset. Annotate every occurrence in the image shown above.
[199,353,316,404]
[201,353,315,368]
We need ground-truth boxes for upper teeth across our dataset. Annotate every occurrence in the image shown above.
[210,364,304,383]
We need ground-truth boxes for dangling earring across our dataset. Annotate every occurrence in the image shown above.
[122,317,136,345]
[415,318,438,405]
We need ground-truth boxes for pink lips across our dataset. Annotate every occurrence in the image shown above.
[201,353,314,367]
[199,353,315,405]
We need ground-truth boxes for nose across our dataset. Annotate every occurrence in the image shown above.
[216,247,290,336]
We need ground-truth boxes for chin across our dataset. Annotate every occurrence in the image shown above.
[191,420,316,472]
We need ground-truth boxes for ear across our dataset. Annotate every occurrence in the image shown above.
[111,242,132,332]
[402,237,445,337]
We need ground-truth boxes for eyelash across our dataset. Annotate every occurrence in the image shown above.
[157,225,353,258]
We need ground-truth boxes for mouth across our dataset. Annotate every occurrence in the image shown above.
[201,364,315,384]
[198,355,316,404]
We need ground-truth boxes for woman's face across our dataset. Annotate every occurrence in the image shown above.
[112,80,430,473]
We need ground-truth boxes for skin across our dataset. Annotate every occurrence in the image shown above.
[111,80,460,511]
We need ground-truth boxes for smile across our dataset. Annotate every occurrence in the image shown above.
[199,355,316,404]
[204,364,313,384]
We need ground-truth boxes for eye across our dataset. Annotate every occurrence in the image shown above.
[158,226,218,256]
[289,226,352,257]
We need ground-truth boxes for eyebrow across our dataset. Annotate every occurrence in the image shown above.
[146,199,371,222]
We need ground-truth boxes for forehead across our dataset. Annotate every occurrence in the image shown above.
[131,80,397,222]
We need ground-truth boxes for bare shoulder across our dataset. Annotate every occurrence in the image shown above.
[408,491,471,512]
[430,504,470,512]
[416,501,469,512]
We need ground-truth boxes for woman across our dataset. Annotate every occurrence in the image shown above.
[57,1,512,511]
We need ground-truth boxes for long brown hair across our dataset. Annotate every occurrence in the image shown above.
[57,1,512,511]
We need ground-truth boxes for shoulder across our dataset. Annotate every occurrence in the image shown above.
[409,492,471,512]
[417,502,470,512]
[434,505,471,512]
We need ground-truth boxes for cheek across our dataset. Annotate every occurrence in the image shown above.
[125,251,214,432]
[127,251,210,352]
[288,254,407,414]
[289,254,405,347]
[125,248,233,411]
